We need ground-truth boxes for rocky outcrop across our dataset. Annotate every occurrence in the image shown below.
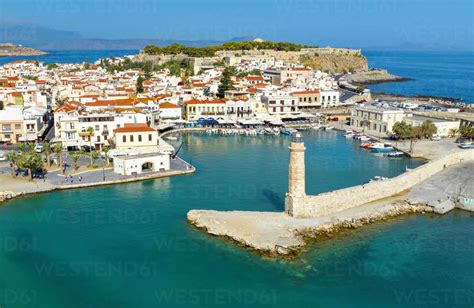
[0,44,47,57]
[346,69,410,84]
[136,47,368,74]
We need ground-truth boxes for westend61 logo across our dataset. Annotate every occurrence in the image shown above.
[394,288,474,305]
[0,289,37,306]
[154,288,277,305]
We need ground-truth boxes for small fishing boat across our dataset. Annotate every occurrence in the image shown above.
[359,136,371,142]
[324,125,334,130]
[360,143,373,148]
[281,128,297,136]
[387,151,405,157]
[344,130,354,138]
[312,124,322,130]
[370,175,389,183]
[369,142,394,152]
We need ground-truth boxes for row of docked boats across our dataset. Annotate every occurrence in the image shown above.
[344,130,405,157]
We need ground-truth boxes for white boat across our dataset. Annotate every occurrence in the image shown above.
[359,136,371,142]
[324,125,334,130]
[344,130,354,138]
[312,124,322,130]
[387,151,405,157]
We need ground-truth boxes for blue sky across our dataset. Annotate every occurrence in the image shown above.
[1,0,473,50]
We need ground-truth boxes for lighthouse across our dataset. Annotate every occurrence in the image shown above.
[285,132,306,216]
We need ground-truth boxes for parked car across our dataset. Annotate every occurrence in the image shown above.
[459,143,474,149]
[0,152,6,161]
[430,135,441,141]
[34,144,44,153]
[455,137,468,143]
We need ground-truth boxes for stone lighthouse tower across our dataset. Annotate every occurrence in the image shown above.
[285,132,306,216]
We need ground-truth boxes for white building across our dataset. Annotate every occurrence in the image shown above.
[261,93,298,115]
[113,152,170,176]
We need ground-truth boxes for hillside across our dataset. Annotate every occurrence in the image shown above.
[0,44,46,56]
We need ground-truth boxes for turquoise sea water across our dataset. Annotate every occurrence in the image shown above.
[1,131,472,307]
[365,51,474,103]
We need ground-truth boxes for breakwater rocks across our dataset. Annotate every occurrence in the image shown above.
[187,202,432,258]
[0,191,23,203]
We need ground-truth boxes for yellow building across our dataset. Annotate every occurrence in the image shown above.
[184,99,227,121]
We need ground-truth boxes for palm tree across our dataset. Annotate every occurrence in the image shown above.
[5,151,19,177]
[44,141,51,166]
[90,151,99,166]
[54,142,64,173]
[86,126,95,165]
[70,153,80,171]
[17,152,42,180]
[103,145,110,167]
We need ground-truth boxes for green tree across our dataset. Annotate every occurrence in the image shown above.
[86,127,95,165]
[54,142,63,170]
[136,76,145,93]
[102,145,111,167]
[90,151,99,167]
[47,63,58,70]
[392,121,412,139]
[459,124,474,139]
[70,153,80,171]
[5,151,19,177]
[217,67,235,98]
[17,152,43,180]
[419,120,437,139]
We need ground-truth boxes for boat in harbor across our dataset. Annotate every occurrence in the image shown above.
[360,143,373,148]
[281,128,297,136]
[324,125,334,130]
[369,142,394,152]
[344,130,354,138]
[387,151,405,157]
[311,124,322,130]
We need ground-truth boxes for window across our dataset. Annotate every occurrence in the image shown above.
[138,135,142,142]
[97,136,101,142]
[148,134,152,141]
[66,132,75,140]
[122,135,126,142]
[130,135,134,142]
[2,124,11,131]
[15,124,22,130]
[95,125,99,131]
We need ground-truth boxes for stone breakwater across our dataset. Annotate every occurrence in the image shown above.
[0,191,23,203]
[188,201,432,257]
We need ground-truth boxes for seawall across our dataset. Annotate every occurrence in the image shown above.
[289,149,474,218]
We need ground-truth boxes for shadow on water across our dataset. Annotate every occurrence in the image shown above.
[262,189,285,211]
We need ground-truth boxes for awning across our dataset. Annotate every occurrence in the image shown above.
[217,119,236,124]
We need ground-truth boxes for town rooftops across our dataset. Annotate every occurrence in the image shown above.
[184,99,226,105]
[291,90,320,95]
[159,102,180,109]
[113,123,156,133]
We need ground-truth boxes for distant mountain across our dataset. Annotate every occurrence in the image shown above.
[0,23,252,50]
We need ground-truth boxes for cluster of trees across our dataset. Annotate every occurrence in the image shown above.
[143,41,313,57]
[392,120,438,140]
[449,124,474,139]
[99,57,192,79]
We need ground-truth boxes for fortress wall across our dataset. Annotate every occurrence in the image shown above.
[290,150,474,218]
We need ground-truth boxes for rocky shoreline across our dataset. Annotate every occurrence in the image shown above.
[0,43,47,57]
[346,69,411,85]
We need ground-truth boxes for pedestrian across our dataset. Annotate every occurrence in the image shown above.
[78,176,82,182]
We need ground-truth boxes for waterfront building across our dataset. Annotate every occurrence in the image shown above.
[0,106,48,144]
[351,104,405,135]
[159,102,182,121]
[261,92,299,115]
[183,99,227,121]
[113,123,158,150]
[403,115,460,137]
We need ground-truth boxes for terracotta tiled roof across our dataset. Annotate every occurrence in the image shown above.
[113,123,155,133]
